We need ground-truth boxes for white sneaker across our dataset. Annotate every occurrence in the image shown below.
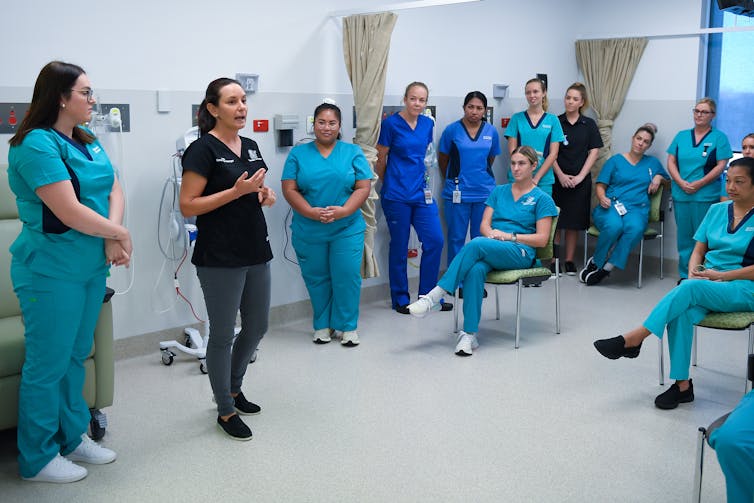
[66,434,117,465]
[408,295,440,318]
[341,330,360,347]
[22,454,87,483]
[455,331,479,356]
[313,328,332,344]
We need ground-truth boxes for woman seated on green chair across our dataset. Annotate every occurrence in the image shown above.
[580,124,668,285]
[594,156,754,409]
[407,146,558,356]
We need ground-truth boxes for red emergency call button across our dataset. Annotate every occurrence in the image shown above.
[253,119,269,132]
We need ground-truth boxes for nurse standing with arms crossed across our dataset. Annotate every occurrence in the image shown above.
[282,103,371,346]
[666,97,732,280]
[376,82,447,314]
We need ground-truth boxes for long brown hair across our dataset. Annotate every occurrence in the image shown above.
[9,61,95,146]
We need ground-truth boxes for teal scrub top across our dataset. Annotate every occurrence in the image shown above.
[504,111,565,187]
[596,153,668,211]
[7,127,113,280]
[667,128,732,202]
[282,141,372,242]
[695,201,754,271]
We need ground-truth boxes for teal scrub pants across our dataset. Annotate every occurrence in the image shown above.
[592,205,648,270]
[674,200,714,278]
[709,390,754,503]
[292,230,364,332]
[11,258,106,478]
[643,279,754,380]
[438,237,533,333]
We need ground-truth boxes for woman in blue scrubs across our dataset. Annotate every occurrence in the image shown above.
[580,125,668,285]
[594,157,754,411]
[282,103,371,346]
[8,61,130,483]
[666,98,732,280]
[438,91,501,272]
[407,146,557,356]
[376,82,446,314]
[504,78,565,196]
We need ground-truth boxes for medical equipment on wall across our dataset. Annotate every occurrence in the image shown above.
[156,127,247,374]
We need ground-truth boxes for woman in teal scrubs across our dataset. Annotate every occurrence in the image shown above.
[282,103,371,346]
[666,98,732,279]
[8,61,131,483]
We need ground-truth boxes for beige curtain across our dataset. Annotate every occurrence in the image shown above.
[575,37,648,178]
[343,12,397,279]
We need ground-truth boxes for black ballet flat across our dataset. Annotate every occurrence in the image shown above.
[593,335,642,360]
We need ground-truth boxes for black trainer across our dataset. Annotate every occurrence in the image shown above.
[655,380,694,410]
[217,414,252,441]
[593,335,642,360]
[564,261,577,276]
[585,267,610,285]
[234,392,261,415]
[579,257,597,283]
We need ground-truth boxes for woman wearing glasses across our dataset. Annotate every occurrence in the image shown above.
[8,61,130,482]
[666,97,732,280]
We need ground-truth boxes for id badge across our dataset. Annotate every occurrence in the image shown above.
[614,201,627,216]
[424,188,433,205]
[452,189,461,204]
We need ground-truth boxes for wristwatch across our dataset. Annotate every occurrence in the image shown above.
[511,233,518,242]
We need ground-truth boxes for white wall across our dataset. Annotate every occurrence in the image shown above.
[1,0,707,339]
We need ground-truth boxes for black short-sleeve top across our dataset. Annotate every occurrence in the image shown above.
[181,134,273,267]
[557,114,603,176]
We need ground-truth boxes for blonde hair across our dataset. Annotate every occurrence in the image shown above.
[525,78,548,112]
[696,97,717,114]
[404,81,429,99]
[511,145,539,167]
[566,82,589,114]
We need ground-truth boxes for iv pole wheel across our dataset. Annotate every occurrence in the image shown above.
[161,349,175,366]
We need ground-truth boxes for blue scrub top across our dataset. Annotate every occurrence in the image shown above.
[485,184,558,258]
[7,127,113,281]
[504,111,565,186]
[596,153,668,211]
[667,128,732,202]
[282,140,372,242]
[438,120,501,202]
[694,201,754,271]
[377,113,434,203]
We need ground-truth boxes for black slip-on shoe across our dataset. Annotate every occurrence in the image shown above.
[217,414,252,441]
[565,261,577,276]
[655,380,694,410]
[234,392,261,415]
[395,305,410,315]
[593,335,642,360]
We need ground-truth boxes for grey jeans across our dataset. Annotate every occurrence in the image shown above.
[196,263,270,416]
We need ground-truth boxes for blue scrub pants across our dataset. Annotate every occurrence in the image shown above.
[674,200,714,278]
[709,390,754,503]
[592,205,648,270]
[197,263,270,417]
[11,259,106,478]
[382,199,444,308]
[643,279,754,380]
[292,230,364,332]
[444,200,486,266]
[438,237,533,333]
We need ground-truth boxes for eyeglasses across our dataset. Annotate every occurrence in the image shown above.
[71,88,95,102]
[692,108,712,116]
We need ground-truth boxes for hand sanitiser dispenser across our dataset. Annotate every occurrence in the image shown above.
[274,114,298,147]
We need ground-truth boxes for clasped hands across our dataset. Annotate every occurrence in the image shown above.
[311,206,345,224]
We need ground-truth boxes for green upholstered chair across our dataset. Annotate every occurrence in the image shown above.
[453,211,560,349]
[0,165,115,438]
[583,184,665,288]
[658,311,754,393]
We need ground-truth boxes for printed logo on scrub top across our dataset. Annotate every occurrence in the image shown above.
[521,196,536,206]
[215,157,234,164]
[483,135,493,141]
[248,149,261,162]
[92,146,102,154]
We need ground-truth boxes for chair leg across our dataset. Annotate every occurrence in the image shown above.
[583,231,588,266]
[453,287,459,334]
[692,427,706,503]
[658,337,665,386]
[637,239,644,289]
[555,257,561,334]
[495,285,500,320]
[692,326,698,367]
[515,279,522,349]
[659,223,664,280]
[747,325,753,394]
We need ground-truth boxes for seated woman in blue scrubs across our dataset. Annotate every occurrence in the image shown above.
[376,82,446,314]
[594,157,754,411]
[407,146,557,356]
[282,103,371,346]
[580,125,668,285]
